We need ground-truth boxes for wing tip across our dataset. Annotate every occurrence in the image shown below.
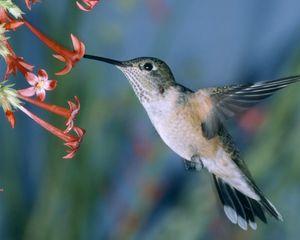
[265,198,283,221]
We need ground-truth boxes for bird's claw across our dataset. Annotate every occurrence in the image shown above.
[184,155,203,171]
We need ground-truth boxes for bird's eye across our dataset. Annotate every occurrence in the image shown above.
[143,62,153,71]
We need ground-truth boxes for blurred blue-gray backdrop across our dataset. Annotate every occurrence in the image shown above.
[1,0,300,239]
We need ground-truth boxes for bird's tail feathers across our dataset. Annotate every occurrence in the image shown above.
[213,174,282,230]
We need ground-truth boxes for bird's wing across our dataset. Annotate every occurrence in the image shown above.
[197,75,300,139]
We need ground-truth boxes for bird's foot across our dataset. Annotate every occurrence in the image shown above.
[184,155,203,171]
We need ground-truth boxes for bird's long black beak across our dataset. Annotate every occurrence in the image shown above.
[83,54,125,67]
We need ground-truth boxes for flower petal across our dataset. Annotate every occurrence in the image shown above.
[63,126,85,159]
[25,72,38,85]
[53,54,66,62]
[55,61,73,76]
[18,87,36,97]
[25,0,40,10]
[18,59,34,72]
[75,36,85,58]
[70,34,85,60]
[36,88,46,101]
[64,96,80,133]
[44,80,57,91]
[64,121,74,133]
[76,0,100,11]
[4,20,24,30]
[38,69,48,80]
[63,151,76,159]
[5,110,16,128]
[74,126,85,137]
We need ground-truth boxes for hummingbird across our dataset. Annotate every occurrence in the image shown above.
[84,54,300,230]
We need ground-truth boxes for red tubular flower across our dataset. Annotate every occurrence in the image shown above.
[22,18,85,75]
[76,0,100,11]
[5,110,16,128]
[4,20,24,30]
[63,126,85,159]
[18,69,57,101]
[18,105,85,159]
[4,55,34,79]
[3,40,34,80]
[17,94,81,134]
[17,94,85,159]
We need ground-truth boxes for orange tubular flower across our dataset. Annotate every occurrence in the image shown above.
[18,104,85,159]
[76,0,100,11]
[3,40,34,80]
[5,109,16,128]
[17,94,85,159]
[4,54,34,79]
[22,18,85,75]
[17,94,81,133]
[4,20,24,30]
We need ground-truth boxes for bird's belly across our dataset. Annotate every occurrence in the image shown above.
[148,110,211,160]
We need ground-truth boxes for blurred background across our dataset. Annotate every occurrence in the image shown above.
[1,0,300,239]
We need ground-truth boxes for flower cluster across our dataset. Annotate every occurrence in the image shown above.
[0,0,100,159]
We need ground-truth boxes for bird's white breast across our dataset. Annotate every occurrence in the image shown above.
[142,89,204,160]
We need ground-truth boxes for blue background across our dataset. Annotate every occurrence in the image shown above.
[1,0,300,239]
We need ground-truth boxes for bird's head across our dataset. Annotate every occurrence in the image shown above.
[84,54,176,103]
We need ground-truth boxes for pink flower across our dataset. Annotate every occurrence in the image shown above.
[76,0,100,11]
[22,18,85,75]
[18,69,57,101]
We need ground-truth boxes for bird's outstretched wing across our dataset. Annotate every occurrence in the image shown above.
[198,75,300,139]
